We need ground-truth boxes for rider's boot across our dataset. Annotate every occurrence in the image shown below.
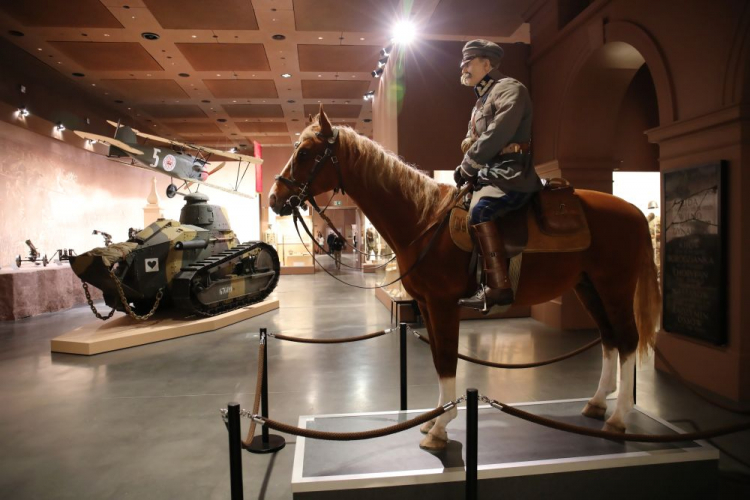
[458,221,514,311]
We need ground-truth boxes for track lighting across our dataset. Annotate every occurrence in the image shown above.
[380,44,393,57]
[56,122,65,131]
[229,147,238,154]
[363,91,375,101]
[18,107,29,117]
[372,67,384,78]
[378,56,389,68]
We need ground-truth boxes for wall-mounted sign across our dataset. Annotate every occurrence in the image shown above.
[662,161,726,345]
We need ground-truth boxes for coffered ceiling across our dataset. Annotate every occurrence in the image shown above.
[0,0,530,152]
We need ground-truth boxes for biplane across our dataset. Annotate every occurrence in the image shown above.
[73,121,261,199]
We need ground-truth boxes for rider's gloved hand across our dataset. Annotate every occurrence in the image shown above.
[454,166,466,187]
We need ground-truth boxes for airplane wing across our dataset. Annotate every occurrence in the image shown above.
[106,119,263,164]
[189,178,256,199]
[73,130,144,155]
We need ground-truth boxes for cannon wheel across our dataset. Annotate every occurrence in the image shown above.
[166,183,178,198]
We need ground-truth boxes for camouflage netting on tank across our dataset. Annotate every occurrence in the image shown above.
[86,242,138,267]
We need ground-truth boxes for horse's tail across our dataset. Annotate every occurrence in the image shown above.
[634,220,661,359]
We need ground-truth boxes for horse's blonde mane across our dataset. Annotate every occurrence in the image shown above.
[301,125,455,224]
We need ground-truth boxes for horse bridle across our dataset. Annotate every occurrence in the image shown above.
[274,127,345,214]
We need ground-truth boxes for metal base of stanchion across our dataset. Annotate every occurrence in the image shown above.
[245,434,286,454]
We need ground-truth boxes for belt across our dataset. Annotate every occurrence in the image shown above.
[500,142,530,155]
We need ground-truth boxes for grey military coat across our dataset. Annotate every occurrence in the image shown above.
[460,70,542,193]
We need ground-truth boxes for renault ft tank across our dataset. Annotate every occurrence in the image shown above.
[70,193,279,318]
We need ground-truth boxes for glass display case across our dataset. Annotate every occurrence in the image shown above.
[271,216,314,268]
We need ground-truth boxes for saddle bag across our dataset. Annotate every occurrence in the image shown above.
[532,178,587,236]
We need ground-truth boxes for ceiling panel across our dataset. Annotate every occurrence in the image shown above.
[427,0,526,37]
[298,45,380,72]
[143,0,259,30]
[293,0,400,32]
[167,122,222,134]
[139,105,208,119]
[301,80,371,99]
[175,43,270,71]
[303,104,362,118]
[252,136,293,145]
[223,104,285,118]
[101,79,189,100]
[0,0,123,28]
[49,42,164,71]
[203,80,278,99]
[236,122,289,134]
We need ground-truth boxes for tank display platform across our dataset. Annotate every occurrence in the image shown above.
[292,398,718,500]
[50,298,278,355]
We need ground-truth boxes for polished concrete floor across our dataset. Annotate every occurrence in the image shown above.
[1,252,748,499]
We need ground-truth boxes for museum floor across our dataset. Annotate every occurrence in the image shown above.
[1,253,748,499]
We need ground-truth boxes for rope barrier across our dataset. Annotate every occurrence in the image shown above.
[270,328,394,344]
[239,400,461,441]
[242,341,266,446]
[480,394,750,442]
[412,329,601,369]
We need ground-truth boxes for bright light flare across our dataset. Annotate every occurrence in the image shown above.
[392,20,416,45]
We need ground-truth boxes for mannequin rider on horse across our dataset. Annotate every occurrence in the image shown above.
[454,39,543,311]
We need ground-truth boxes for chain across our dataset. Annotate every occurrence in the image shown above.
[108,268,164,321]
[81,281,116,320]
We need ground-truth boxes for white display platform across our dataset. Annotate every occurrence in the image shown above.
[51,298,279,355]
[292,398,718,500]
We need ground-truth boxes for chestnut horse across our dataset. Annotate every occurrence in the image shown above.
[269,110,661,450]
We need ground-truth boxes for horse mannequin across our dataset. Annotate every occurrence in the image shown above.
[269,109,661,451]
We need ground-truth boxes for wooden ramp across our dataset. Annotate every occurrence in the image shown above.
[51,299,279,355]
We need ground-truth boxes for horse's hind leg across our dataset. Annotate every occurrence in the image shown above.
[575,277,618,419]
[605,349,636,433]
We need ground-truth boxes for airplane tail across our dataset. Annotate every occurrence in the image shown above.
[109,124,137,158]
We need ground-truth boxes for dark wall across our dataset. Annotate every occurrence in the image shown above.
[396,40,531,175]
[0,37,149,137]
[612,64,659,172]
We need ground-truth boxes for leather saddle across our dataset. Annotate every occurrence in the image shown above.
[450,178,591,257]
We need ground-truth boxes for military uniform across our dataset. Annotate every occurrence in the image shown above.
[456,39,541,312]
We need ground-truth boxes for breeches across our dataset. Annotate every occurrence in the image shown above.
[469,185,532,224]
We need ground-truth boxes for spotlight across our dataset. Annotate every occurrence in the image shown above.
[392,20,416,45]
[371,67,384,78]
[378,56,389,68]
[363,91,375,101]
[281,73,292,78]
[229,147,238,154]
[56,122,65,131]
[380,44,393,57]
[89,139,98,145]
[18,107,29,117]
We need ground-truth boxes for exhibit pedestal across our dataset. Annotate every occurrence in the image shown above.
[0,263,102,321]
[281,265,315,275]
[50,298,279,355]
[292,398,718,500]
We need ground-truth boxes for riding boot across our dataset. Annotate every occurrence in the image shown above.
[458,221,514,311]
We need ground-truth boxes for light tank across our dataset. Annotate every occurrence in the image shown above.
[70,193,279,318]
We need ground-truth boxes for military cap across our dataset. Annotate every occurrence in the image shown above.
[460,39,504,68]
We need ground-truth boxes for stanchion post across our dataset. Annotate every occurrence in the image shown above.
[633,368,637,405]
[466,388,478,500]
[400,322,407,411]
[246,328,286,454]
[227,402,244,500]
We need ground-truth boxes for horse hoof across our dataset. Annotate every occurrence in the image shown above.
[581,402,607,420]
[419,420,435,435]
[419,433,448,451]
[603,421,626,434]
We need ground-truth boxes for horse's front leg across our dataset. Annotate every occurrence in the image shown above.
[419,300,460,451]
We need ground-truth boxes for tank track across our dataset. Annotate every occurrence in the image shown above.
[172,241,280,317]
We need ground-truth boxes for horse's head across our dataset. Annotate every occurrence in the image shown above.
[269,106,344,216]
